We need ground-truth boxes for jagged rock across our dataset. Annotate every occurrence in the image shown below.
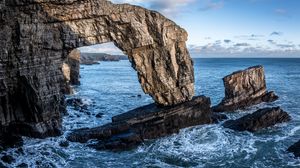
[59,140,69,148]
[66,98,89,112]
[213,65,278,112]
[0,0,194,138]
[223,107,291,132]
[67,96,222,150]
[95,113,104,118]
[287,140,300,157]
[62,49,81,94]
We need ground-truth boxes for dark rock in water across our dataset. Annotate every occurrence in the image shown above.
[66,98,89,112]
[223,107,291,132]
[67,96,218,150]
[16,163,28,168]
[59,140,69,148]
[0,162,7,168]
[0,132,23,150]
[213,65,279,112]
[1,155,15,164]
[95,113,104,118]
[288,140,300,157]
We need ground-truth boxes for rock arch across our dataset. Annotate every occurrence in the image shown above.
[0,0,194,137]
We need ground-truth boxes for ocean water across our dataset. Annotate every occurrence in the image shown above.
[1,58,300,168]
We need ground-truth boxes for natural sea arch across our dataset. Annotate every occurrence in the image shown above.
[54,0,195,106]
[0,0,194,137]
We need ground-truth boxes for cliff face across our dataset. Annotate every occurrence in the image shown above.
[0,0,194,138]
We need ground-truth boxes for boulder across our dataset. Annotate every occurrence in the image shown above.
[213,65,278,112]
[287,140,300,157]
[223,107,291,132]
[67,96,223,150]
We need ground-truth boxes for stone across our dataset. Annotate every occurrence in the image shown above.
[59,140,69,148]
[62,49,81,94]
[0,0,194,139]
[67,96,223,150]
[212,65,278,112]
[16,163,28,168]
[287,140,300,157]
[66,98,89,112]
[223,107,291,132]
[1,155,15,164]
[95,113,104,118]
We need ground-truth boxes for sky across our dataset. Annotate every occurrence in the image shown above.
[79,0,300,57]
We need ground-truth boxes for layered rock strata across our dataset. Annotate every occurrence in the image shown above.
[213,65,278,112]
[223,107,291,132]
[67,96,222,150]
[0,0,194,139]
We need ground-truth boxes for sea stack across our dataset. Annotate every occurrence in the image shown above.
[212,65,279,112]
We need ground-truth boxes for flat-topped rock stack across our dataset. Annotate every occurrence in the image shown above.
[213,65,278,112]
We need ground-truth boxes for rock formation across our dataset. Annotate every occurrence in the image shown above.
[288,140,300,157]
[212,65,278,112]
[80,53,127,65]
[0,0,194,139]
[67,96,223,150]
[223,107,291,132]
[62,49,81,94]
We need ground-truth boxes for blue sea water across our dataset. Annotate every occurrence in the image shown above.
[1,58,300,168]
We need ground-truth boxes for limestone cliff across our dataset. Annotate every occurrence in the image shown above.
[0,0,194,138]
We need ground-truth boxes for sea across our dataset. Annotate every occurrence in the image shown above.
[1,58,300,168]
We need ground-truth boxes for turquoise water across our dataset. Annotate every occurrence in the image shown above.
[1,58,300,167]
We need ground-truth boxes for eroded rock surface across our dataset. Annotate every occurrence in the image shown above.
[0,0,194,139]
[67,96,221,150]
[213,65,278,112]
[223,107,291,132]
[62,49,81,94]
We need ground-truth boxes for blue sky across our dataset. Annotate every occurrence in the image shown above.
[79,0,300,57]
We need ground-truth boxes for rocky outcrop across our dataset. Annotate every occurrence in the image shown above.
[0,0,194,139]
[67,96,222,150]
[288,140,300,157]
[213,66,278,112]
[223,107,291,132]
[62,49,81,94]
[80,53,127,65]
